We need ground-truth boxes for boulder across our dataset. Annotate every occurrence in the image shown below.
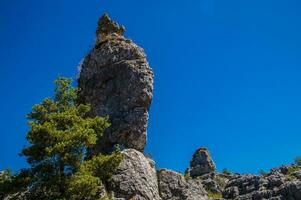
[280,180,301,200]
[158,169,208,200]
[109,149,161,200]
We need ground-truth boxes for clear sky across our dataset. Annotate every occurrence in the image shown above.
[1,0,301,174]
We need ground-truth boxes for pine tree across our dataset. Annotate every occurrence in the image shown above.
[20,77,110,199]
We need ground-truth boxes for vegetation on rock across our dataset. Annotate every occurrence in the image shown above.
[295,156,301,166]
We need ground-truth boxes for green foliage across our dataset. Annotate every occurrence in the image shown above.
[259,169,268,176]
[283,166,300,181]
[207,190,222,199]
[222,168,231,175]
[214,175,227,189]
[286,175,297,181]
[295,157,301,166]
[288,165,299,175]
[68,153,123,199]
[0,77,115,199]
[0,169,31,198]
[183,169,191,181]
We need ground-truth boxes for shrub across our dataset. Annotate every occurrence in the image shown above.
[295,157,301,166]
[207,190,222,199]
[222,168,231,175]
[259,169,268,176]
[214,176,227,189]
[68,152,123,199]
[184,169,191,181]
[288,166,299,175]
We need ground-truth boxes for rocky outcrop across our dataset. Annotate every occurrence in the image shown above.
[158,169,208,200]
[78,14,153,154]
[109,149,161,200]
[187,147,216,178]
[76,13,301,200]
[222,166,301,200]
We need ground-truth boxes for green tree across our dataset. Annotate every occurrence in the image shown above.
[20,77,110,199]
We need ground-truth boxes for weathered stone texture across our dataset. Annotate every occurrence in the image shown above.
[158,169,208,200]
[222,166,301,200]
[109,149,161,200]
[188,147,216,177]
[78,14,153,153]
[77,14,301,200]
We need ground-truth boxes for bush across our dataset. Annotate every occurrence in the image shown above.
[288,166,299,175]
[259,169,268,176]
[207,190,222,199]
[214,176,227,189]
[295,157,301,166]
[68,152,123,199]
[222,168,231,175]
[183,169,191,181]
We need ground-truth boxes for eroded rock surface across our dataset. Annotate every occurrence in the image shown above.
[222,166,301,200]
[78,14,153,153]
[77,14,301,200]
[188,147,216,177]
[109,149,161,200]
[158,169,208,200]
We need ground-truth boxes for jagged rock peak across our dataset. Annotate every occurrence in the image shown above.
[188,147,216,177]
[96,13,125,43]
[78,13,153,154]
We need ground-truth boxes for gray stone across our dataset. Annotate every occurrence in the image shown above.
[78,14,153,154]
[188,147,216,177]
[291,170,301,179]
[109,149,161,200]
[223,186,239,199]
[279,180,301,200]
[158,169,208,200]
[221,172,298,200]
[267,174,285,188]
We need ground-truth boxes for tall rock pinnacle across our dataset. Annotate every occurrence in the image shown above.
[78,14,154,154]
[188,147,216,177]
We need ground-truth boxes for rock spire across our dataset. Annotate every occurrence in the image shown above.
[78,14,153,154]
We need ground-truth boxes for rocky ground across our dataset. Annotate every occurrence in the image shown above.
[184,148,301,200]
[104,147,301,200]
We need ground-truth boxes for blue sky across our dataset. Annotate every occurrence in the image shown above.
[1,0,301,174]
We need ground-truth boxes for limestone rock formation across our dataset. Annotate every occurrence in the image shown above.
[76,13,301,200]
[109,149,161,200]
[188,147,216,177]
[78,14,153,153]
[158,169,208,200]
[222,166,301,200]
